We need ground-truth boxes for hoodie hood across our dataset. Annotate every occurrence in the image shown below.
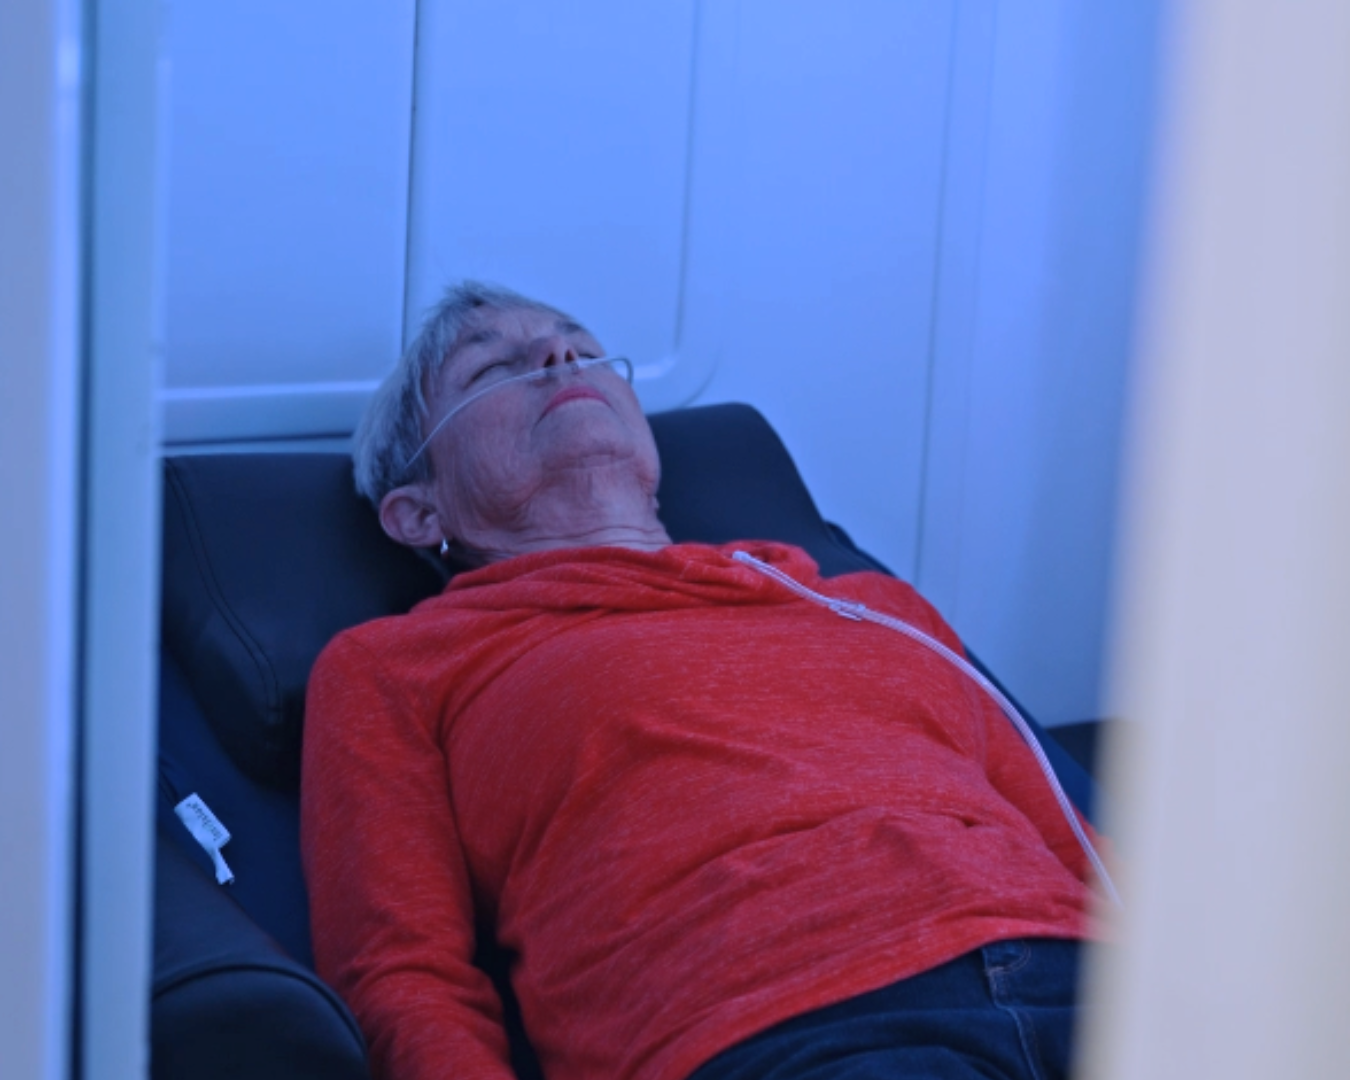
[429,541,825,615]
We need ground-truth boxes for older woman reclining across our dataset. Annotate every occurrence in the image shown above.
[300,282,1107,1080]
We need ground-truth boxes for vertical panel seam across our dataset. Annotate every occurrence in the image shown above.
[911,0,964,587]
[72,1,98,1072]
[672,0,704,355]
[400,0,424,352]
[913,0,997,623]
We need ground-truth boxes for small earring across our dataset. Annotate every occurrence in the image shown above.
[440,538,450,557]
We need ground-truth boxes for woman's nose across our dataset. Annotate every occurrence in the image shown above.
[533,336,579,371]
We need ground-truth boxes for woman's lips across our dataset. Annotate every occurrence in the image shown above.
[542,385,607,416]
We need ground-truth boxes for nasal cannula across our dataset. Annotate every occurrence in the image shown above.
[732,550,1122,909]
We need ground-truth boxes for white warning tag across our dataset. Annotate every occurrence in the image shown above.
[174,793,236,885]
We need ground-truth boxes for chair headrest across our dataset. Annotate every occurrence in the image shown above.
[161,402,880,789]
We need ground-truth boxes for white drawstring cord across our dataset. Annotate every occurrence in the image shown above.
[732,550,1122,909]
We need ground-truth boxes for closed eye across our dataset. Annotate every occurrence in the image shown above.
[466,349,601,387]
[467,358,512,385]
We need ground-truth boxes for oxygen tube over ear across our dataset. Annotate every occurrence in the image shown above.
[731,550,1123,909]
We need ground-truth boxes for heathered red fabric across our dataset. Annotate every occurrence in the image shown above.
[301,541,1100,1080]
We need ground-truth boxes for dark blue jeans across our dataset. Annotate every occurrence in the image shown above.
[688,939,1084,1080]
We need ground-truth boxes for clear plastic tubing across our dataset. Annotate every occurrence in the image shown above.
[732,550,1122,909]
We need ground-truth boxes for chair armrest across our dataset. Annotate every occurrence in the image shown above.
[1046,719,1117,784]
[151,827,370,1080]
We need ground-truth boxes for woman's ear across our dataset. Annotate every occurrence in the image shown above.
[378,485,445,549]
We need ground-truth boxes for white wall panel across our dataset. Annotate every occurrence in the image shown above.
[149,0,1157,728]
[0,2,82,1076]
[918,0,1162,724]
[405,0,717,408]
[82,1,167,1074]
[160,0,416,442]
[691,0,959,582]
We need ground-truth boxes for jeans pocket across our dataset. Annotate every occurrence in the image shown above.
[981,938,1082,1080]
[981,938,1033,982]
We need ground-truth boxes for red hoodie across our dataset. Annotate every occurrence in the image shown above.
[301,541,1098,1080]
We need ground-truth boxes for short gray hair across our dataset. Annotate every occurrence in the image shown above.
[353,280,575,506]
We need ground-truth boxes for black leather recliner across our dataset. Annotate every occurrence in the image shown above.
[152,402,1103,1080]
